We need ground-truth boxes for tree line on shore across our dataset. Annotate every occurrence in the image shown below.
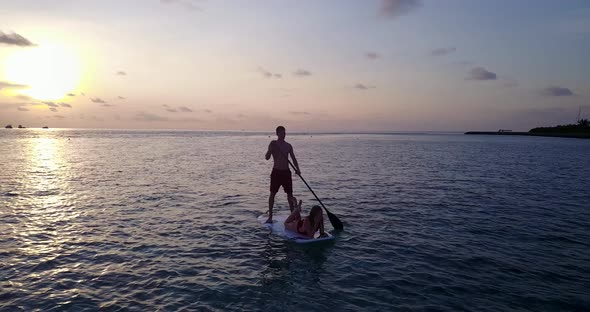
[530,119,590,134]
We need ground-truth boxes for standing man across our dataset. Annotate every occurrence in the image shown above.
[265,126,300,224]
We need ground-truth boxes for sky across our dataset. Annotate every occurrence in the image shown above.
[0,0,589,131]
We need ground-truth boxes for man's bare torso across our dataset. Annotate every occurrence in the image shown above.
[271,140,292,170]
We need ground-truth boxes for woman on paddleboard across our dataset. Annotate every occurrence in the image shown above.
[284,197,328,239]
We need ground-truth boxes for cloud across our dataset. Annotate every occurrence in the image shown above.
[14,94,33,101]
[91,97,107,104]
[163,104,174,112]
[59,103,72,108]
[177,117,201,122]
[100,103,115,108]
[258,67,282,79]
[289,111,310,116]
[54,115,65,119]
[0,81,27,90]
[118,96,126,100]
[160,0,202,11]
[501,77,519,88]
[204,109,212,113]
[1,102,35,112]
[379,0,422,19]
[365,52,380,60]
[163,105,193,113]
[81,92,86,96]
[431,47,456,56]
[116,71,127,76]
[354,83,376,90]
[258,68,272,78]
[42,101,59,107]
[466,67,497,81]
[0,31,36,47]
[454,60,472,67]
[293,69,312,77]
[77,114,103,121]
[67,93,76,97]
[49,107,58,112]
[135,112,169,122]
[541,86,575,97]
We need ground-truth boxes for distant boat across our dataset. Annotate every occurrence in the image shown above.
[42,126,49,129]
[5,125,12,129]
[18,125,26,129]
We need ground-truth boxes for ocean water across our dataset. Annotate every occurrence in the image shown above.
[1,129,589,311]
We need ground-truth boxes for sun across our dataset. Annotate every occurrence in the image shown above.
[3,42,82,101]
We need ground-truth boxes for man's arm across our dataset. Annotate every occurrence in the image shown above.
[265,141,274,160]
[289,146,300,174]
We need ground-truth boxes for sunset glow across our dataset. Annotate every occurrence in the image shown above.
[0,1,588,130]
[3,42,82,101]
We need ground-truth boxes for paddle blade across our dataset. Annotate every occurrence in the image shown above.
[326,210,344,230]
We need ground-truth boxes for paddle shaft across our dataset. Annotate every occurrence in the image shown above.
[286,160,326,210]
[272,143,343,230]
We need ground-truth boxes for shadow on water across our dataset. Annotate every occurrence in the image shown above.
[256,232,335,311]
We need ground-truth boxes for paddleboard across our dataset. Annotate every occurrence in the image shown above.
[258,213,335,244]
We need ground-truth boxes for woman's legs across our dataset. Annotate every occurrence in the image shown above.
[284,199,302,230]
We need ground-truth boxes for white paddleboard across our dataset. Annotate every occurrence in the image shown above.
[258,213,335,244]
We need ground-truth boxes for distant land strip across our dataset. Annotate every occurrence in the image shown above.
[465,131,590,139]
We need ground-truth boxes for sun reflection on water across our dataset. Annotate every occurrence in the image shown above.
[14,134,80,258]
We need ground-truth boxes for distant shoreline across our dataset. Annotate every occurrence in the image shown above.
[0,128,463,135]
[2,127,588,138]
[465,131,590,139]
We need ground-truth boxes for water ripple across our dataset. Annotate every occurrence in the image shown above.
[1,130,589,311]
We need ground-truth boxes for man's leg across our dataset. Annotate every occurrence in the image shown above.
[267,170,280,223]
[287,193,295,213]
[266,191,277,223]
[285,171,294,212]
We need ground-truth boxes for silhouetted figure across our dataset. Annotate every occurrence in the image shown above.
[264,126,300,223]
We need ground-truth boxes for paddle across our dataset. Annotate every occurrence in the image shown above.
[273,143,344,230]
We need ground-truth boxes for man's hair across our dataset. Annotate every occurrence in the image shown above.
[276,126,285,133]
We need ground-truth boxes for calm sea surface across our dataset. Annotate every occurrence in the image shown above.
[1,129,589,311]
